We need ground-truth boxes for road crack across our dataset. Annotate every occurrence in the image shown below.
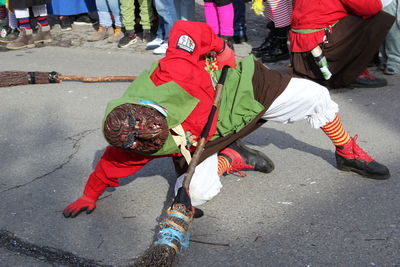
[0,129,99,194]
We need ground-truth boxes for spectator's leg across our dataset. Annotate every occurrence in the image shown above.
[118,0,138,47]
[152,0,177,54]
[204,1,219,35]
[138,0,154,42]
[383,0,400,74]
[31,4,52,44]
[6,8,35,49]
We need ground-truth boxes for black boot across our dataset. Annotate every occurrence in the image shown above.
[251,34,275,57]
[219,139,274,175]
[251,21,276,57]
[261,36,290,63]
[335,135,390,180]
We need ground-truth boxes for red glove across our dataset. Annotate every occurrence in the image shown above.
[216,43,236,69]
[63,195,97,218]
[63,173,108,218]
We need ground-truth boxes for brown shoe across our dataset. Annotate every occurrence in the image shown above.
[0,28,19,43]
[33,25,52,44]
[107,26,123,43]
[87,25,113,42]
[6,28,35,50]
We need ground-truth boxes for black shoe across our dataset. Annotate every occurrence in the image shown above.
[60,16,72,31]
[118,30,137,48]
[348,75,387,88]
[251,34,275,57]
[73,14,96,26]
[261,37,290,63]
[219,139,274,175]
[335,135,390,180]
[140,29,152,43]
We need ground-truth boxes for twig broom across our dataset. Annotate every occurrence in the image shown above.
[0,71,136,88]
[134,65,230,267]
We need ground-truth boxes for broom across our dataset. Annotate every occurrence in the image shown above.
[134,65,230,267]
[0,71,136,88]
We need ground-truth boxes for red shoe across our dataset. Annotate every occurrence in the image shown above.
[219,139,274,176]
[348,68,387,88]
[335,135,390,179]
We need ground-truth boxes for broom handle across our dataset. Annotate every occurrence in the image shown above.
[182,65,230,189]
[57,74,137,82]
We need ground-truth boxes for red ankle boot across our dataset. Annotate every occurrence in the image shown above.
[219,139,274,176]
[335,135,390,179]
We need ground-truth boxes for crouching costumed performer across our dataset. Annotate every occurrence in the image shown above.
[63,21,390,229]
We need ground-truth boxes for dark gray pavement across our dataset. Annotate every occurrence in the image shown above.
[0,2,399,267]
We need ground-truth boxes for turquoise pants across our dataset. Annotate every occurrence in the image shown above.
[383,0,400,72]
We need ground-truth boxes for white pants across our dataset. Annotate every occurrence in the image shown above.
[14,5,48,19]
[175,77,339,206]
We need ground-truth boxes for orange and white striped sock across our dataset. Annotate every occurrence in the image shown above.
[217,155,231,176]
[321,114,351,146]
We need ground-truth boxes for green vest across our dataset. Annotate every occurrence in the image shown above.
[212,55,265,139]
[103,56,265,156]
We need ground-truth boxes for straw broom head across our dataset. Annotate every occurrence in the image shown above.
[0,71,60,88]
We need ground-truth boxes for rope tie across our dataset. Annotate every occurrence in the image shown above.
[154,228,190,253]
[155,206,192,253]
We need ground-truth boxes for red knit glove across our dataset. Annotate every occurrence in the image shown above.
[63,173,108,218]
[216,44,236,69]
[63,195,97,218]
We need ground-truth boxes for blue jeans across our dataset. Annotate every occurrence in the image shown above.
[174,0,195,21]
[96,0,122,27]
[383,0,400,72]
[154,0,177,42]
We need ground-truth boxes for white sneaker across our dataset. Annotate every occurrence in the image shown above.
[153,42,168,55]
[146,37,163,50]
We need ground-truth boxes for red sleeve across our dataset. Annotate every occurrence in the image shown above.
[151,20,225,140]
[342,0,382,18]
[90,146,157,187]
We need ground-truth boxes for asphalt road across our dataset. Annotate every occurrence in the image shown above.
[1,4,399,267]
